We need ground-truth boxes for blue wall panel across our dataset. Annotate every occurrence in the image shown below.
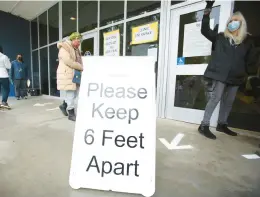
[0,11,30,97]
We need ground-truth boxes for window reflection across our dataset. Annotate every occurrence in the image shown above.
[127,1,161,18]
[49,44,59,96]
[78,1,98,33]
[62,1,77,37]
[39,12,48,47]
[126,14,160,56]
[48,3,59,44]
[40,47,49,95]
[126,14,160,87]
[81,38,94,56]
[175,75,212,110]
[171,1,185,5]
[229,67,260,131]
[32,51,39,89]
[100,1,124,27]
[31,18,38,49]
[228,1,260,132]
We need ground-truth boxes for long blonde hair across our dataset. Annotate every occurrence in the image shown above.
[224,11,248,45]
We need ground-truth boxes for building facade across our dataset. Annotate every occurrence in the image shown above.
[30,0,260,132]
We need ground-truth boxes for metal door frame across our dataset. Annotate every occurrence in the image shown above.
[81,32,98,56]
[160,0,233,126]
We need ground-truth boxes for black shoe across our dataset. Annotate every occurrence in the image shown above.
[216,124,237,136]
[59,101,68,116]
[68,109,76,121]
[198,125,216,140]
[17,97,20,100]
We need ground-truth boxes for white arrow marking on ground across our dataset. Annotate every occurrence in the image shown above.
[46,107,59,111]
[159,133,193,150]
[33,103,44,107]
[242,154,260,160]
[33,102,53,107]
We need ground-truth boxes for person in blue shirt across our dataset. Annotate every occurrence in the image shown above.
[10,54,28,100]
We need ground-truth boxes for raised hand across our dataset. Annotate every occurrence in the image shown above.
[205,0,215,9]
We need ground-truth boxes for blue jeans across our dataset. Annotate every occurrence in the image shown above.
[60,85,79,110]
[0,78,10,103]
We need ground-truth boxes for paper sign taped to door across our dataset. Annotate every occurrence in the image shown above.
[131,21,158,45]
[69,56,156,197]
[148,47,158,61]
[183,19,215,57]
[103,29,120,56]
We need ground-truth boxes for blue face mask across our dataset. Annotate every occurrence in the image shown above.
[227,20,241,32]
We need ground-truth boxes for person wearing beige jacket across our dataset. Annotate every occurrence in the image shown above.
[57,32,83,121]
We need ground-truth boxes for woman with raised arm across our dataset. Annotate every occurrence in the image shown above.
[199,1,256,139]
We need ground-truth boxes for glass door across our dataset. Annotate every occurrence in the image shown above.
[165,1,232,126]
[81,32,98,56]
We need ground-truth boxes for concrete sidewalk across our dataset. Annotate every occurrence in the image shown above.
[0,96,260,197]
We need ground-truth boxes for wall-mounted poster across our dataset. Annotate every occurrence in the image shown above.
[103,29,120,56]
[131,21,158,45]
[147,46,158,62]
[183,19,215,57]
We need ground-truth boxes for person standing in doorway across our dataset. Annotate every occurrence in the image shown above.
[10,54,28,100]
[198,1,257,139]
[57,32,83,121]
[0,45,11,109]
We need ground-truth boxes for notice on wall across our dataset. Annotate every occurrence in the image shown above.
[183,19,215,58]
[147,47,158,62]
[131,21,158,45]
[103,29,120,56]
[69,56,156,197]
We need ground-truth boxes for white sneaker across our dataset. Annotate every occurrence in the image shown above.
[0,102,11,109]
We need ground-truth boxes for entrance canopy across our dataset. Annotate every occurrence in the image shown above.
[0,1,57,20]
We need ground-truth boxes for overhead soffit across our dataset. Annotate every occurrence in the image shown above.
[0,1,58,20]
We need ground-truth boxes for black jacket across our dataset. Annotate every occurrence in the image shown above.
[201,14,254,85]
